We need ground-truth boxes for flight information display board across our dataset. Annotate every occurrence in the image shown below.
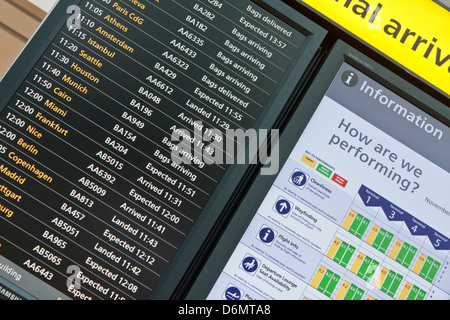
[0,0,325,300]
[188,43,450,300]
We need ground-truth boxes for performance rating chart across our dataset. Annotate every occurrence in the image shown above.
[208,181,450,300]
[0,0,304,299]
[308,185,448,300]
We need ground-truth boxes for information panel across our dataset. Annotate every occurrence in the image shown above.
[0,0,320,300]
[205,60,450,300]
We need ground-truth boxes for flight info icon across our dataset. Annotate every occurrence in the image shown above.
[257,225,276,246]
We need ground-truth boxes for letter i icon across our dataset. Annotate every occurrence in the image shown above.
[345,72,354,85]
[258,226,276,246]
[341,70,358,87]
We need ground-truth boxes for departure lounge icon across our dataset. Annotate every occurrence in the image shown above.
[241,255,259,274]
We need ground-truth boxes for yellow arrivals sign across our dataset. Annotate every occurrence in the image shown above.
[299,0,450,96]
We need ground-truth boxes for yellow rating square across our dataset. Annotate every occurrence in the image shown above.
[301,154,317,168]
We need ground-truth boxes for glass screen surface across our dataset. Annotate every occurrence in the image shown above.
[0,0,306,300]
[207,62,450,300]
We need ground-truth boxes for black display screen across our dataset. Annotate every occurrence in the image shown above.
[0,0,311,299]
